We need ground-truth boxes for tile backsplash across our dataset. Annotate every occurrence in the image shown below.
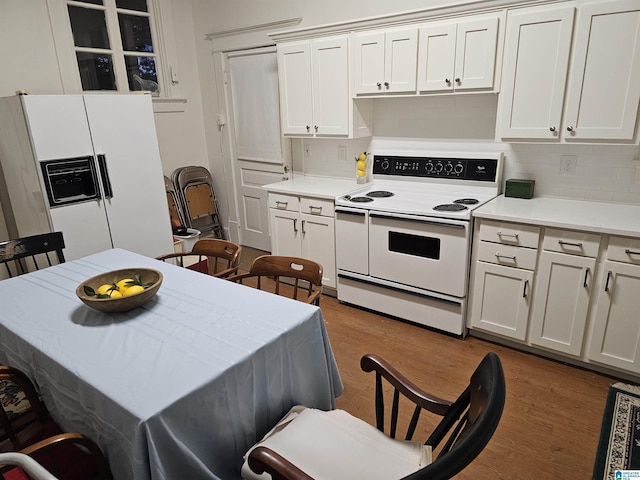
[292,94,640,205]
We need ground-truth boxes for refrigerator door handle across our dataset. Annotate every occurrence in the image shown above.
[97,154,114,199]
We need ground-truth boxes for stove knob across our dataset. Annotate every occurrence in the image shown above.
[435,162,443,173]
[380,160,390,171]
[425,162,434,173]
[444,163,453,174]
[454,163,464,174]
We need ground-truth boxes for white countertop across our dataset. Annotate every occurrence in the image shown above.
[263,175,366,199]
[474,195,640,238]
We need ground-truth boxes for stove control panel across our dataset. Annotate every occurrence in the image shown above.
[372,155,498,182]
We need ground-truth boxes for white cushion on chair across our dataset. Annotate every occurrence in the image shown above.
[242,406,431,480]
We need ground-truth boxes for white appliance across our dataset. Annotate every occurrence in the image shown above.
[0,94,174,260]
[335,151,503,336]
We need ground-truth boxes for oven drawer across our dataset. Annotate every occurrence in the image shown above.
[542,228,601,257]
[300,197,334,217]
[607,236,640,265]
[269,193,299,212]
[479,220,540,248]
[477,240,538,270]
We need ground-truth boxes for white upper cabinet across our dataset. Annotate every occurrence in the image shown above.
[352,27,418,95]
[499,0,640,142]
[278,35,371,137]
[417,15,500,93]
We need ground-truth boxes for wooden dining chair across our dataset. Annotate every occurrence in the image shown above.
[227,255,323,305]
[156,238,242,278]
[0,232,65,279]
[242,352,506,480]
[0,433,113,480]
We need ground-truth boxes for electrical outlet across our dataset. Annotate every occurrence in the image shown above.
[304,144,310,159]
[338,146,347,163]
[560,155,577,176]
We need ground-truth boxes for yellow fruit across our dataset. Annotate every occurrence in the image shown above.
[116,278,134,291]
[108,290,123,298]
[357,160,366,170]
[357,169,366,177]
[358,153,367,162]
[97,284,115,295]
[123,285,144,296]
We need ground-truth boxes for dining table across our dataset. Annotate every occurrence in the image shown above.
[0,248,343,479]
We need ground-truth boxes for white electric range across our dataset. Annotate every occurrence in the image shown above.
[335,151,503,336]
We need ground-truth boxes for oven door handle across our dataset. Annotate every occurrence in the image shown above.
[369,212,466,229]
[335,208,366,216]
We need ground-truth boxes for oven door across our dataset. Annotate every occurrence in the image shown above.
[369,211,471,297]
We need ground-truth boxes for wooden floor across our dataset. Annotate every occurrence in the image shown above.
[319,294,620,479]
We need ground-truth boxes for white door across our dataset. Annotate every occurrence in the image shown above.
[563,0,640,141]
[529,251,595,356]
[498,6,575,139]
[225,48,288,251]
[454,16,499,90]
[417,22,456,92]
[312,36,349,136]
[469,262,533,341]
[82,94,174,258]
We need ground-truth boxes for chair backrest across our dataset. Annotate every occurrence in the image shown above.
[156,238,242,278]
[361,352,506,480]
[227,255,323,305]
[0,232,65,279]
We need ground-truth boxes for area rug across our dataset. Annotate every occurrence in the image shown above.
[593,382,640,479]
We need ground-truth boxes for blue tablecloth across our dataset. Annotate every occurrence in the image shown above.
[0,248,343,479]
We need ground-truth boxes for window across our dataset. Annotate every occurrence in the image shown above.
[67,0,161,95]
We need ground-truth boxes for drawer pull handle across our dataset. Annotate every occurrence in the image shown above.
[276,201,288,208]
[583,267,590,288]
[522,279,529,298]
[625,249,640,256]
[497,231,519,240]
[559,240,583,248]
[604,270,612,292]
[293,219,298,233]
[308,205,323,213]
[495,253,516,261]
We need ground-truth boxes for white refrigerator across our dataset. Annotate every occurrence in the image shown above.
[0,94,174,261]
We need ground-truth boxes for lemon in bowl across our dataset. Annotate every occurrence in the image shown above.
[76,268,163,313]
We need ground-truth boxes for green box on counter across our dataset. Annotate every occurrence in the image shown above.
[505,179,535,199]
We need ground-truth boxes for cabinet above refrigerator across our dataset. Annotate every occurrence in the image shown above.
[0,94,174,260]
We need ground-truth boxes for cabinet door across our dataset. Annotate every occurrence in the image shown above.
[353,31,386,94]
[530,251,595,356]
[301,213,336,288]
[269,209,301,257]
[312,36,349,136]
[417,22,456,92]
[589,261,640,373]
[277,42,313,135]
[469,262,533,340]
[454,16,499,90]
[498,6,574,139]
[384,28,418,93]
[564,0,640,141]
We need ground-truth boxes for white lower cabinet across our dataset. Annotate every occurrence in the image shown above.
[269,193,337,289]
[588,237,640,373]
[529,229,601,356]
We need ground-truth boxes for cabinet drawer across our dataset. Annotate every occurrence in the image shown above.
[300,197,334,217]
[607,236,640,265]
[542,228,601,257]
[478,220,540,248]
[269,194,299,212]
[477,240,538,270]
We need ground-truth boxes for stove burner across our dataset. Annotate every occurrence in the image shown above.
[349,196,374,203]
[366,191,394,198]
[453,198,479,205]
[433,203,468,212]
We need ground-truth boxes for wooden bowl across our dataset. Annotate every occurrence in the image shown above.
[76,268,163,313]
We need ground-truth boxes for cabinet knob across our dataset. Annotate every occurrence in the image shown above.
[314,125,318,132]
[566,126,574,132]
[549,126,556,132]
[376,82,382,88]
[445,78,451,85]
[306,125,310,132]
[455,78,461,84]
[384,82,389,88]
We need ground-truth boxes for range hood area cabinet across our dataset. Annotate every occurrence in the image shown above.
[0,94,174,261]
[277,35,372,138]
[498,0,640,143]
